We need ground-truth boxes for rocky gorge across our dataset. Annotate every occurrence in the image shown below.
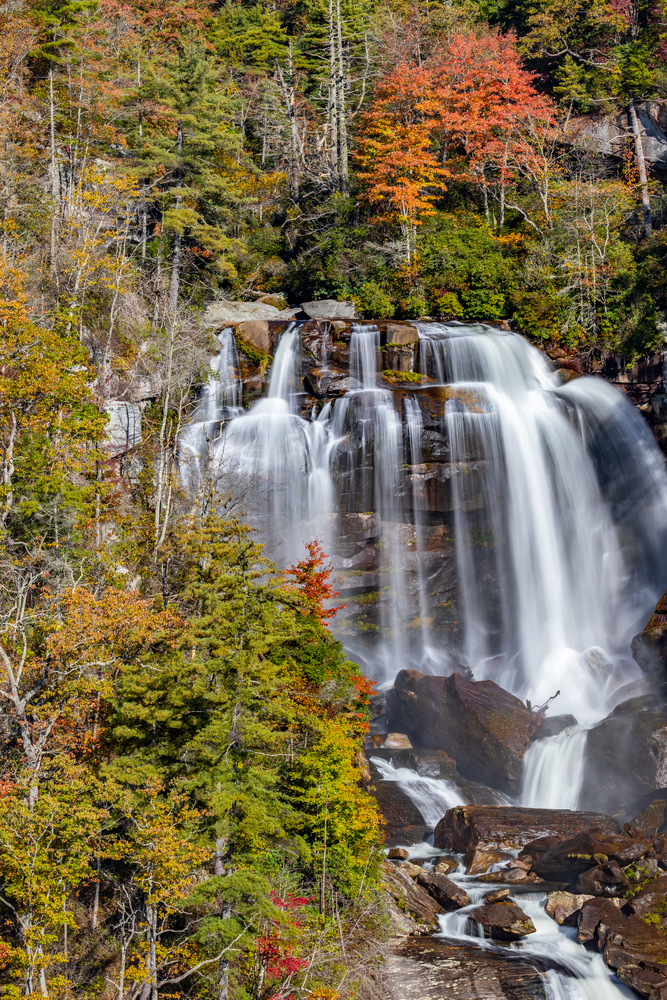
[178,307,667,999]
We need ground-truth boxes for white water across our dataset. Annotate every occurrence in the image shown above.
[180,320,667,804]
[370,755,465,824]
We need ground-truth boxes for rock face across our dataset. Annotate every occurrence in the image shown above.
[370,780,430,847]
[415,871,468,910]
[579,697,667,817]
[386,323,419,345]
[301,299,357,320]
[236,320,270,353]
[471,902,536,941]
[434,805,620,852]
[380,861,442,934]
[203,300,297,325]
[532,828,648,882]
[104,402,142,457]
[389,670,532,794]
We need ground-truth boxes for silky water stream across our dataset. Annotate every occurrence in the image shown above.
[180,320,667,997]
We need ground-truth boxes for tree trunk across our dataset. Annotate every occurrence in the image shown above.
[275,53,300,201]
[328,0,338,178]
[335,0,348,192]
[169,121,183,311]
[49,67,58,275]
[629,97,652,237]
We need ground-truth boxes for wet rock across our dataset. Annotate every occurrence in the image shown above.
[390,670,532,794]
[435,805,620,853]
[416,871,468,910]
[575,860,630,896]
[545,891,594,925]
[617,965,667,997]
[303,367,361,397]
[577,896,626,943]
[236,319,270,353]
[632,628,667,687]
[465,848,513,875]
[477,867,546,885]
[598,911,667,970]
[633,801,667,837]
[484,887,511,903]
[388,847,409,860]
[384,937,558,1000]
[626,874,667,920]
[531,714,578,740]
[301,299,357,320]
[370,780,431,847]
[471,902,537,941]
[433,857,459,875]
[381,861,442,934]
[518,835,565,864]
[533,829,648,883]
[579,697,667,817]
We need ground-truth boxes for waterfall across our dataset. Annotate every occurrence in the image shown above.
[180,318,667,804]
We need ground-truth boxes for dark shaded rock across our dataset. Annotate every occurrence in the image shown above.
[471,902,537,941]
[632,625,667,686]
[391,670,532,794]
[533,829,646,886]
[627,874,667,920]
[625,857,660,885]
[532,714,578,740]
[518,836,564,864]
[575,860,630,896]
[384,937,553,1000]
[304,366,361,397]
[416,871,468,910]
[579,697,667,818]
[434,805,620,852]
[577,897,625,943]
[599,911,667,969]
[617,965,667,996]
[545,891,594,925]
[370,780,430,847]
[433,856,459,874]
[634,801,667,837]
[370,747,459,780]
[381,860,442,934]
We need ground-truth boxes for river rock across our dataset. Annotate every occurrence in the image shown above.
[381,860,442,933]
[370,779,431,846]
[633,801,667,837]
[632,627,667,686]
[398,861,424,879]
[388,847,409,860]
[471,902,536,941]
[390,670,532,794]
[533,828,648,882]
[301,299,357,320]
[433,857,458,874]
[484,887,511,902]
[617,965,667,997]
[416,871,468,910]
[575,860,630,896]
[545,891,594,925]
[465,848,513,875]
[532,714,578,740]
[577,896,626,943]
[598,911,667,969]
[476,867,545,885]
[434,805,620,852]
[518,835,564,863]
[579,697,667,817]
[304,367,361,397]
[627,874,667,920]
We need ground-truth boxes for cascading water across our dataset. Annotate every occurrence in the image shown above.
[180,318,667,801]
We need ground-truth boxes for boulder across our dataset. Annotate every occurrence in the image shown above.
[518,835,564,864]
[476,867,545,885]
[390,670,532,794]
[632,628,667,686]
[545,891,594,925]
[484,888,511,903]
[618,966,667,997]
[433,857,459,875]
[386,323,419,346]
[416,871,468,910]
[434,805,620,852]
[532,714,578,740]
[303,367,361,397]
[380,861,442,933]
[464,848,513,875]
[579,698,667,818]
[470,902,536,941]
[203,300,296,326]
[104,402,142,457]
[626,857,660,885]
[236,320,270,353]
[598,912,667,969]
[383,733,413,749]
[533,829,646,886]
[577,896,626,943]
[370,780,430,847]
[301,299,357,320]
[575,860,630,896]
[633,801,667,837]
[398,861,424,880]
[627,874,667,920]
[387,847,409,860]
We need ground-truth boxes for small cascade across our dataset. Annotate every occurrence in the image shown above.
[349,323,380,387]
[520,726,588,809]
[370,755,465,825]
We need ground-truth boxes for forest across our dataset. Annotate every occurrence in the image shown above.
[2,0,667,995]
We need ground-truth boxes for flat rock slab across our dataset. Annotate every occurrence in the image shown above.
[383,938,550,1000]
[435,806,620,852]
